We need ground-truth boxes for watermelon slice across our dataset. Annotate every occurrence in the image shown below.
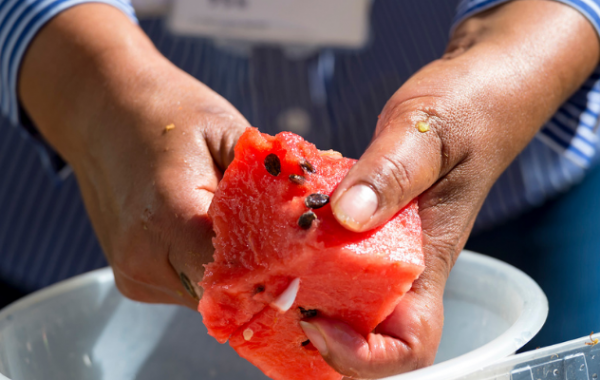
[199,128,424,380]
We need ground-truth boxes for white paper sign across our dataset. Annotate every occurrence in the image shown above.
[167,0,371,48]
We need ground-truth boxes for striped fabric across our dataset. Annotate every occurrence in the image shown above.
[0,0,600,291]
[455,0,600,36]
[0,0,137,127]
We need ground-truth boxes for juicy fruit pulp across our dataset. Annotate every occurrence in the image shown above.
[199,128,424,380]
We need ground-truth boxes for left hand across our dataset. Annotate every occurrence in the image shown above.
[18,4,251,309]
[299,1,600,378]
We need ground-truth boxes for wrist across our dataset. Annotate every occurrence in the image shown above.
[421,1,598,165]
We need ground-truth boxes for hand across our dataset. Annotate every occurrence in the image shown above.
[300,1,600,378]
[19,4,249,308]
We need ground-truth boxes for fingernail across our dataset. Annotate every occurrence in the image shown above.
[300,321,328,355]
[180,272,199,301]
[333,184,378,230]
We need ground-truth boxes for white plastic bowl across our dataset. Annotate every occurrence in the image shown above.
[0,251,547,380]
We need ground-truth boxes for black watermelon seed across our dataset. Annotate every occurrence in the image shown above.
[255,284,265,294]
[302,340,311,346]
[264,154,281,176]
[289,174,306,185]
[305,193,329,209]
[298,211,317,230]
[299,159,316,174]
[299,307,318,318]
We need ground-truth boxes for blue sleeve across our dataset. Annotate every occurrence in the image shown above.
[0,0,138,127]
[452,0,600,37]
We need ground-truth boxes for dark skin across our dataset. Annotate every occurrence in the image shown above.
[19,1,599,378]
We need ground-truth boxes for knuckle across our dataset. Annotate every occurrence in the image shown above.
[378,154,413,204]
[325,335,423,378]
[385,96,460,173]
[413,107,454,167]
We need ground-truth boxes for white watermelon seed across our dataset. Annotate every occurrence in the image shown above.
[243,328,254,341]
[271,278,300,313]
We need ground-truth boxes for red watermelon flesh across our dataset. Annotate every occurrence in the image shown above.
[199,128,424,380]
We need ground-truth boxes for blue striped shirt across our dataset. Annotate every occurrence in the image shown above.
[1,0,600,291]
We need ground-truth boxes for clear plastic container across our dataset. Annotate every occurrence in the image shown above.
[0,251,548,380]
[460,332,600,380]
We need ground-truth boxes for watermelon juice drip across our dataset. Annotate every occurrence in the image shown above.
[199,128,424,380]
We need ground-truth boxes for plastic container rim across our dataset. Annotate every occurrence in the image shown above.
[386,250,549,380]
[0,250,548,380]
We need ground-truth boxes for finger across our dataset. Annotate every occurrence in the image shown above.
[330,97,454,232]
[107,207,202,310]
[112,268,197,308]
[203,111,250,170]
[152,137,221,307]
[302,163,485,378]
[156,183,216,307]
[160,112,245,301]
[299,263,445,379]
[301,318,411,379]
[168,199,215,303]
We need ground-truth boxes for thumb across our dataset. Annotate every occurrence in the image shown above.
[331,97,452,232]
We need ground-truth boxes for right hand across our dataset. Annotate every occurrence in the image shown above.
[19,3,250,308]
[71,68,250,309]
[302,1,600,378]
